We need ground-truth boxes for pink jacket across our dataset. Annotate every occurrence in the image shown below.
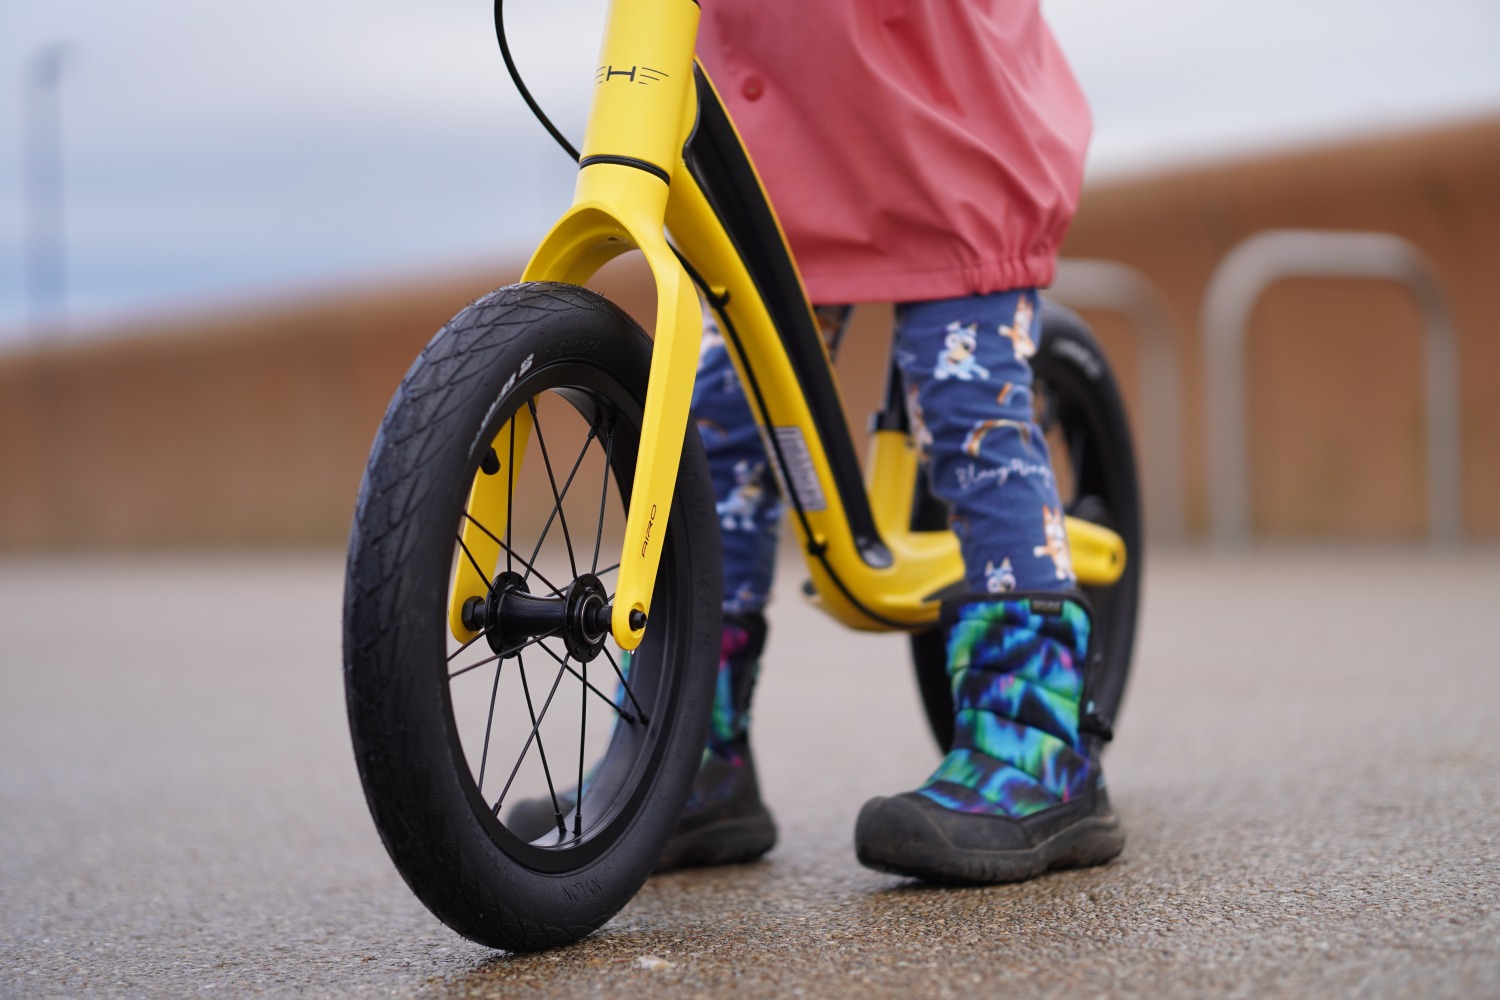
[696,1,1091,304]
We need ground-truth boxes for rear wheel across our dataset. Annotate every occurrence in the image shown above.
[344,282,720,951]
[910,301,1142,751]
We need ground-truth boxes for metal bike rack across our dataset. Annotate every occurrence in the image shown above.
[1051,258,1186,542]
[1201,229,1462,547]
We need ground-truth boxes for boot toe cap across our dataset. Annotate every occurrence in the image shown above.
[855,792,1033,883]
[855,791,1123,884]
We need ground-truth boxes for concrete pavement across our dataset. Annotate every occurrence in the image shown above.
[2,547,1497,997]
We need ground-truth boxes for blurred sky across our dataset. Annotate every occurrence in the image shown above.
[1,0,1498,345]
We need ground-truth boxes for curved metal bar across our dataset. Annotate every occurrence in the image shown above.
[1051,259,1186,543]
[1200,229,1462,546]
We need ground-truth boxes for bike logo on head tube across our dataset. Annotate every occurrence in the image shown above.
[595,65,668,86]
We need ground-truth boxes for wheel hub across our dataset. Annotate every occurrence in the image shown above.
[464,572,613,662]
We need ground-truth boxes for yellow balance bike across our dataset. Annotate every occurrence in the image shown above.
[343,0,1141,952]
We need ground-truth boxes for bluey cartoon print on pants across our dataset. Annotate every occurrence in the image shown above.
[895,289,1075,593]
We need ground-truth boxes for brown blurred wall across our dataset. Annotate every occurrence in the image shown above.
[0,264,668,549]
[2,275,488,547]
[1,116,1496,549]
[1059,115,1500,539]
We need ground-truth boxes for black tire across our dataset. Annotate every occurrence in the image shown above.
[909,300,1143,752]
[343,282,721,952]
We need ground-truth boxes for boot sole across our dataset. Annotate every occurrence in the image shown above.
[656,807,778,872]
[855,799,1124,885]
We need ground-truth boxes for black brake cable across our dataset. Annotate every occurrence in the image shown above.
[494,0,581,162]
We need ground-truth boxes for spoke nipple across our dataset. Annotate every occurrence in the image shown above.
[555,813,566,836]
[629,609,647,631]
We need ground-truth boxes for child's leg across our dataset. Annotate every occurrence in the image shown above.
[691,309,785,617]
[855,289,1122,883]
[667,303,853,869]
[892,290,1073,594]
[654,305,792,868]
[691,303,851,613]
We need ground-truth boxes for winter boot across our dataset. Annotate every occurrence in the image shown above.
[854,592,1123,883]
[656,611,777,869]
[505,613,777,870]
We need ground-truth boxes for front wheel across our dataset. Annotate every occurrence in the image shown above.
[343,282,721,952]
[910,301,1143,751]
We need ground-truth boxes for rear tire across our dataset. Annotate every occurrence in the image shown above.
[343,282,721,951]
[909,301,1142,751]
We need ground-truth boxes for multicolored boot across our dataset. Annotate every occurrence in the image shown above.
[657,612,777,870]
[504,613,776,870]
[854,593,1123,883]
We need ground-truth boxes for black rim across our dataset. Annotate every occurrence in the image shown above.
[1033,345,1141,722]
[437,361,686,874]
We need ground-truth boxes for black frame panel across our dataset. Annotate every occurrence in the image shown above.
[681,66,890,567]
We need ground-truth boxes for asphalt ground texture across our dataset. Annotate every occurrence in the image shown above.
[2,547,1498,998]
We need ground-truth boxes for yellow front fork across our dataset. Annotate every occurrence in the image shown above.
[520,0,703,650]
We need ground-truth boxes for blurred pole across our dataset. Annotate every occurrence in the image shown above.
[1201,229,1462,548]
[23,43,70,338]
[1051,259,1186,544]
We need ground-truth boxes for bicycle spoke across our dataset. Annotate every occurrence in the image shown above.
[591,418,615,575]
[451,516,560,654]
[522,422,597,589]
[601,646,648,725]
[448,627,492,664]
[476,657,505,792]
[455,533,499,598]
[492,650,571,821]
[534,640,638,725]
[506,412,516,575]
[461,512,562,596]
[448,628,561,679]
[494,652,564,830]
[576,657,587,835]
[527,399,580,580]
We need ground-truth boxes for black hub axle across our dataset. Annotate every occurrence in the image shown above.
[462,572,617,662]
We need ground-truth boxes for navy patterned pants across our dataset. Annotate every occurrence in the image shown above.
[690,288,1074,615]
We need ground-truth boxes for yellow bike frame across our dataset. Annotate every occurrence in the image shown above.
[470,0,1124,650]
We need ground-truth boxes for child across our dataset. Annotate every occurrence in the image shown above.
[674,0,1125,883]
